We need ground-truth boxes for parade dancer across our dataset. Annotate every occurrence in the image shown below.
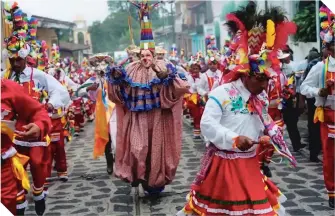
[156,46,168,61]
[185,60,202,140]
[300,5,335,208]
[177,2,297,215]
[107,0,189,195]
[119,44,139,67]
[77,54,116,174]
[198,55,222,97]
[3,33,70,215]
[1,79,51,215]
[44,67,79,188]
[168,44,188,80]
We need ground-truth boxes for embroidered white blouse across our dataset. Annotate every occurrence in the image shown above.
[200,78,267,152]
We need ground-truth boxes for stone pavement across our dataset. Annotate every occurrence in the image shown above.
[23,117,334,216]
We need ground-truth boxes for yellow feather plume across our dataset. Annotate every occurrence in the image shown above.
[266,20,276,48]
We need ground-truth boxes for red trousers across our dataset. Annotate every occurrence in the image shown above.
[188,102,203,136]
[257,108,283,164]
[320,109,334,198]
[46,118,67,183]
[16,146,48,204]
[1,160,17,215]
[86,100,96,120]
[72,98,85,132]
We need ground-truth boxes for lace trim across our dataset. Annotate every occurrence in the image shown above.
[107,63,177,89]
[215,150,256,160]
[13,139,47,147]
[16,200,28,209]
[191,195,273,215]
[1,146,17,159]
[33,191,46,201]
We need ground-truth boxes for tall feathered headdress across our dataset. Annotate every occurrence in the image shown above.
[319,5,335,45]
[258,6,297,64]
[51,44,60,64]
[37,40,49,71]
[129,0,162,52]
[169,44,179,61]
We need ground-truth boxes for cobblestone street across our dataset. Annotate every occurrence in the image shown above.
[24,117,335,216]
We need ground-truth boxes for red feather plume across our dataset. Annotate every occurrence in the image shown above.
[273,22,297,51]
[226,13,246,31]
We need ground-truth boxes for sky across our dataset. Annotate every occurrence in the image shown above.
[15,0,110,25]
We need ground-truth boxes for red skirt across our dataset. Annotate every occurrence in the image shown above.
[182,151,286,215]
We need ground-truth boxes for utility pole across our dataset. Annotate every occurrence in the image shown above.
[265,0,268,11]
[170,1,175,44]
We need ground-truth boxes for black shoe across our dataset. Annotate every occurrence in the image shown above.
[310,156,321,163]
[293,144,307,152]
[17,208,25,216]
[35,198,46,216]
[330,197,334,209]
[106,153,114,175]
[261,164,272,178]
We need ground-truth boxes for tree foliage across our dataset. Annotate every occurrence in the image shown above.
[293,1,317,42]
[89,0,168,53]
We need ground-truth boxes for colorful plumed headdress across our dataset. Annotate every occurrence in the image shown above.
[155,46,167,55]
[225,1,258,54]
[3,2,28,32]
[188,56,200,67]
[89,54,113,73]
[319,5,335,45]
[169,44,179,61]
[129,0,162,52]
[205,35,218,51]
[81,57,89,68]
[27,17,38,42]
[37,40,49,71]
[3,33,30,59]
[258,7,297,64]
[3,2,29,41]
[51,44,60,64]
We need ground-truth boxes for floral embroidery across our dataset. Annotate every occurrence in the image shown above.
[224,86,249,114]
[223,85,269,114]
[228,88,238,97]
[231,96,245,112]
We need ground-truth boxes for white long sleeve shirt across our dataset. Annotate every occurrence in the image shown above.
[201,78,266,152]
[197,69,222,96]
[186,74,200,94]
[300,58,335,110]
[10,67,70,109]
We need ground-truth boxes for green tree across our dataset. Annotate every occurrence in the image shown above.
[293,1,317,42]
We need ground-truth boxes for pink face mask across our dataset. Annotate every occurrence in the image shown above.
[140,50,154,68]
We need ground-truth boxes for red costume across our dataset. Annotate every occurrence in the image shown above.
[1,80,51,214]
